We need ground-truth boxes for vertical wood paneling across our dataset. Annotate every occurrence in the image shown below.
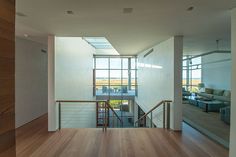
[0,0,15,156]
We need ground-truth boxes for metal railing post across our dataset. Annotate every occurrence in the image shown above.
[105,101,107,132]
[167,102,170,129]
[103,102,105,132]
[150,112,153,128]
[59,102,61,130]
[96,102,98,128]
[163,102,166,129]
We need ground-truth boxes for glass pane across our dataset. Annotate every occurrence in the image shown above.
[96,58,108,69]
[110,58,121,69]
[109,86,122,95]
[120,100,129,112]
[122,58,128,69]
[191,57,201,65]
[109,100,122,109]
[192,69,201,86]
[182,70,187,85]
[84,37,113,49]
[121,85,128,94]
[131,58,136,69]
[122,70,128,85]
[110,70,121,85]
[96,85,109,95]
[131,70,136,86]
[183,60,187,67]
[96,70,108,85]
[93,44,113,49]
[129,86,136,96]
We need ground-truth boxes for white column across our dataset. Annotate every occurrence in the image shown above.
[230,8,236,157]
[48,36,58,131]
[172,36,183,130]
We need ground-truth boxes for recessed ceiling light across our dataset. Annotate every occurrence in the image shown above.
[66,10,74,15]
[123,8,133,14]
[187,6,194,11]
[16,12,27,17]
[24,34,29,38]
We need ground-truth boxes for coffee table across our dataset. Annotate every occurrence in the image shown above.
[197,100,224,113]
[184,96,201,106]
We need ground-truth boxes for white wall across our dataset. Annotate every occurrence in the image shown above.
[55,37,95,128]
[48,36,57,131]
[230,8,236,157]
[136,36,183,130]
[202,53,231,90]
[15,37,47,128]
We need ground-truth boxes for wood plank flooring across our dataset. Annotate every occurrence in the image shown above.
[16,114,229,157]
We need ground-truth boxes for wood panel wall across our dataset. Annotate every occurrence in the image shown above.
[0,0,16,156]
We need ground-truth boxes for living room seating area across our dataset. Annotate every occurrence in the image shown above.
[184,87,231,124]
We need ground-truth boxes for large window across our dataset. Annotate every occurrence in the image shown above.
[183,56,202,92]
[94,56,137,96]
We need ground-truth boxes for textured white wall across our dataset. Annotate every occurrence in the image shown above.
[136,36,183,130]
[15,37,47,128]
[230,8,236,157]
[55,37,95,128]
[202,53,231,90]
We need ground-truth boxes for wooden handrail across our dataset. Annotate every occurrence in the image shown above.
[135,100,172,127]
[106,103,123,126]
[56,100,107,103]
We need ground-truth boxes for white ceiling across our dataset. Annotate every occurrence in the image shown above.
[16,0,236,55]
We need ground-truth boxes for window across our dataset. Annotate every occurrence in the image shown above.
[94,56,137,96]
[84,37,113,49]
[182,56,202,92]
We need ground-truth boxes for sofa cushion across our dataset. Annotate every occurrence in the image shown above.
[223,90,231,98]
[213,89,224,96]
[197,92,214,99]
[214,95,230,102]
[205,88,213,94]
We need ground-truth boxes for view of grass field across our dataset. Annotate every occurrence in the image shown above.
[182,78,201,86]
[182,78,201,92]
[96,78,136,86]
[109,100,128,109]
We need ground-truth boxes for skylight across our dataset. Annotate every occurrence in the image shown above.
[84,37,113,49]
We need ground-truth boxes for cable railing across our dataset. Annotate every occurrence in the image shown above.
[135,100,172,129]
[56,100,123,131]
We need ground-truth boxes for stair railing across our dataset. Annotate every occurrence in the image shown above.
[56,100,123,131]
[135,100,172,129]
[106,101,123,128]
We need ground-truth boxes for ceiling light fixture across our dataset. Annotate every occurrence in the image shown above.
[66,10,74,15]
[123,8,133,14]
[187,6,194,11]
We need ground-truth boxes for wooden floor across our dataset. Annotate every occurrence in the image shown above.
[16,114,229,157]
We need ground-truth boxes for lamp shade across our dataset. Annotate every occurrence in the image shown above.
[198,83,205,88]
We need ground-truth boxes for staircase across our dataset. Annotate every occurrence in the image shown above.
[96,102,109,127]
[96,101,123,128]
[56,100,171,131]
[135,100,172,129]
